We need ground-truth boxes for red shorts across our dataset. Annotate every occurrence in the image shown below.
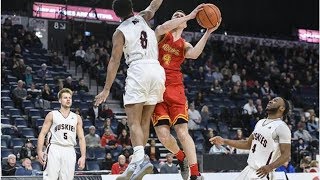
[152,84,188,126]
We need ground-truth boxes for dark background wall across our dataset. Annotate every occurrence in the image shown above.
[2,0,319,39]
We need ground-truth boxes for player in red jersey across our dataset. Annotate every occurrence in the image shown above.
[152,5,221,180]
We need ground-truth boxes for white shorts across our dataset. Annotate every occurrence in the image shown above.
[43,143,76,180]
[124,60,165,106]
[236,166,275,180]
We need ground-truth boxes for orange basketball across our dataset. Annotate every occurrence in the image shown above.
[196,3,221,29]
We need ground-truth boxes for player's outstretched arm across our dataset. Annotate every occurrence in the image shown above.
[256,143,291,178]
[185,18,221,59]
[94,30,124,106]
[155,4,204,40]
[37,112,53,166]
[210,134,253,150]
[140,0,163,21]
[76,115,86,170]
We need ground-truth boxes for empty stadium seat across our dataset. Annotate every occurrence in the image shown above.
[1,149,13,158]
[86,160,100,171]
[21,128,35,138]
[11,138,25,148]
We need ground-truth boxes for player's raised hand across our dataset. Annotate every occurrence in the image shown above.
[209,136,225,146]
[189,4,205,19]
[256,165,273,178]
[78,156,86,170]
[37,151,47,166]
[94,89,110,106]
[207,18,222,34]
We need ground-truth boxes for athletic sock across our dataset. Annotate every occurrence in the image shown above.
[175,149,185,162]
[131,146,145,164]
[190,163,200,176]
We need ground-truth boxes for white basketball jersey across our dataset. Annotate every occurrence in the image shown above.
[48,110,77,146]
[117,15,158,65]
[247,119,288,169]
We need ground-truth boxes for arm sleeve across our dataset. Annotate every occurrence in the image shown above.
[275,123,291,144]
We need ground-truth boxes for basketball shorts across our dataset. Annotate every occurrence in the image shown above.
[152,84,188,126]
[124,60,166,106]
[43,143,76,180]
[236,166,275,180]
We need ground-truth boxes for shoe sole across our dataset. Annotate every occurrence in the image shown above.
[130,164,153,180]
[116,171,134,180]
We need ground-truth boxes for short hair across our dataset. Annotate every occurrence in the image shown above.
[174,10,186,15]
[57,88,73,99]
[7,154,16,159]
[112,0,133,18]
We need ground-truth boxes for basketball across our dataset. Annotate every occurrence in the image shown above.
[196,3,221,29]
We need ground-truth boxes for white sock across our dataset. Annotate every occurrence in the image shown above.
[131,146,144,163]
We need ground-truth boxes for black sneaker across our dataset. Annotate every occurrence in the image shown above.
[190,175,204,180]
[178,158,189,180]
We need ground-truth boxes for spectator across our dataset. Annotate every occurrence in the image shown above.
[205,129,216,151]
[160,153,179,174]
[261,81,275,97]
[50,51,63,66]
[63,76,75,91]
[75,45,85,67]
[307,115,319,138]
[15,158,37,176]
[254,105,265,120]
[210,79,223,94]
[231,72,241,83]
[230,84,243,103]
[117,129,132,150]
[145,139,160,168]
[2,154,19,176]
[54,79,64,94]
[101,152,114,170]
[111,155,128,174]
[103,118,114,134]
[275,160,296,173]
[24,66,33,87]
[12,80,28,108]
[100,129,122,156]
[209,144,229,154]
[76,78,89,93]
[27,83,41,101]
[74,107,83,119]
[295,138,308,152]
[305,160,318,173]
[100,104,114,119]
[85,126,101,159]
[250,80,261,97]
[188,103,201,130]
[88,102,102,125]
[234,129,245,140]
[294,122,313,142]
[200,105,210,129]
[116,118,129,137]
[41,84,56,102]
[12,57,26,80]
[243,99,257,115]
[84,46,96,73]
[205,69,214,82]
[36,63,52,80]
[212,67,223,82]
[19,139,37,160]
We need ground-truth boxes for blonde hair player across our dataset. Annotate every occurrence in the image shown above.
[37,88,86,180]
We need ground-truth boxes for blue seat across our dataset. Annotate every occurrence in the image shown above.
[15,119,28,127]
[28,109,42,117]
[22,100,35,109]
[1,148,13,158]
[83,120,92,127]
[1,90,10,97]
[9,108,21,117]
[51,101,60,109]
[11,138,25,148]
[1,117,11,125]
[1,139,8,148]
[21,128,35,138]
[94,147,106,160]
[13,146,22,155]
[1,127,16,136]
[86,160,100,171]
[36,119,44,126]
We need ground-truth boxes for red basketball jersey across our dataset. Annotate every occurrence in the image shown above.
[158,32,185,85]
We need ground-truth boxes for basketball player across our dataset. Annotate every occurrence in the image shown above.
[94,0,165,179]
[210,97,291,180]
[37,88,86,180]
[152,7,221,180]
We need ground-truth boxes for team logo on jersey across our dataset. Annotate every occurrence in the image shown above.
[253,132,267,147]
[162,44,180,56]
[163,54,172,65]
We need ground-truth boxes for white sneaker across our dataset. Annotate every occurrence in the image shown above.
[116,163,136,180]
[129,157,153,180]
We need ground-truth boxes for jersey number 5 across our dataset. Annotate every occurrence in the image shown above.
[140,31,147,49]
[64,133,68,140]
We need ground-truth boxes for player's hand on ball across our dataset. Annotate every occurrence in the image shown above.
[209,136,224,145]
[78,156,86,170]
[189,4,205,19]
[207,18,222,33]
[256,165,273,178]
[94,89,110,106]
[37,151,47,166]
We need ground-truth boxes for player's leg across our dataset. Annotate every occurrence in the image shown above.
[59,147,76,180]
[234,166,254,180]
[43,144,60,180]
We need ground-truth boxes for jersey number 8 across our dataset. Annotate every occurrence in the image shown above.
[140,31,148,49]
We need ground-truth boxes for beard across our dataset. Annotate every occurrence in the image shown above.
[265,105,280,114]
